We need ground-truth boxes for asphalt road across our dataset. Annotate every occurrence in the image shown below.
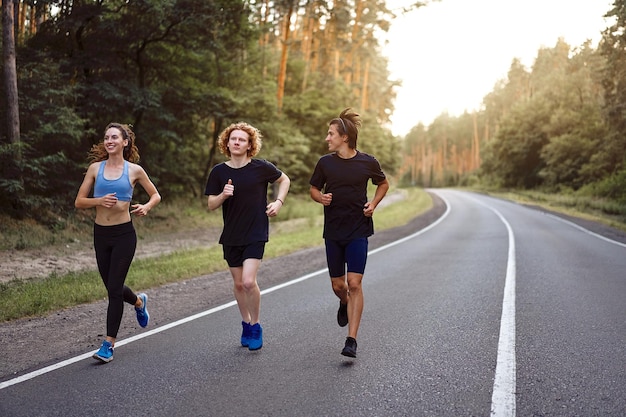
[1,189,624,416]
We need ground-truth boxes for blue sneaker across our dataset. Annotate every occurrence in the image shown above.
[248,323,263,351]
[241,321,251,347]
[93,340,114,363]
[135,293,149,328]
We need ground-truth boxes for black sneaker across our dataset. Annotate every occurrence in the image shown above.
[337,302,348,327]
[341,337,357,358]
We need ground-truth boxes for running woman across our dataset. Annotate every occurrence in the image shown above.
[75,122,161,363]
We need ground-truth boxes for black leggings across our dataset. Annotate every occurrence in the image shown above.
[94,221,138,338]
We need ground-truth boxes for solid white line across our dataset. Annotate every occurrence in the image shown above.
[0,301,233,390]
[544,213,626,248]
[464,193,517,416]
[488,207,517,417]
[0,194,451,391]
[460,191,625,416]
[369,191,451,256]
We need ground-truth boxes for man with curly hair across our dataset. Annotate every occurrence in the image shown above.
[205,122,290,351]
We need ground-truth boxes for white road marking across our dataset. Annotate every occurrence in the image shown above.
[0,196,451,390]
[486,205,517,417]
[14,189,619,408]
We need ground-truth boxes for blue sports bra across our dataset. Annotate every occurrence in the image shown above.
[93,160,133,202]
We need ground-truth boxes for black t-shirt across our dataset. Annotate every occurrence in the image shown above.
[205,159,282,245]
[309,151,386,240]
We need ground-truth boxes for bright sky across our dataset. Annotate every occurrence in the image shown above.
[384,0,614,136]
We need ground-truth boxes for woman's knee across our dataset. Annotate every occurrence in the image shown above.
[106,283,125,299]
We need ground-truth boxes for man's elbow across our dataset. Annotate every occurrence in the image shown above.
[207,198,219,211]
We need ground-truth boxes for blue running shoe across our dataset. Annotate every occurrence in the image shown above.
[93,340,114,363]
[248,323,263,351]
[241,321,251,347]
[135,293,149,328]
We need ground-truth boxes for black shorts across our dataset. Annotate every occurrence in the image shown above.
[324,237,368,278]
[223,242,266,267]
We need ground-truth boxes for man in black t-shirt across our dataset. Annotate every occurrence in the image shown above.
[206,122,290,351]
[310,108,389,358]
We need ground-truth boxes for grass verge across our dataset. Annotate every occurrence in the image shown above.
[0,187,432,322]
[476,188,626,233]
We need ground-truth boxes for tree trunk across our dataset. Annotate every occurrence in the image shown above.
[259,0,270,79]
[342,0,364,85]
[360,58,370,111]
[2,0,24,209]
[17,0,25,43]
[276,1,295,113]
[204,117,223,189]
[300,4,316,92]
[3,0,22,160]
[472,111,480,170]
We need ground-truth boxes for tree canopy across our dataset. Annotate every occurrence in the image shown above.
[1,0,405,222]
[3,0,625,223]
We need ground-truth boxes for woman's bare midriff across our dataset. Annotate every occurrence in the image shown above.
[95,201,132,226]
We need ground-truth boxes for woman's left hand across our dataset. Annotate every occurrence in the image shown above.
[131,203,151,217]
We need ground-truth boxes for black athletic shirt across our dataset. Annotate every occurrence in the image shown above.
[205,159,282,245]
[309,151,386,240]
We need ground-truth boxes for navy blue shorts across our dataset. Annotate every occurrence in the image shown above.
[324,238,368,278]
[223,242,265,267]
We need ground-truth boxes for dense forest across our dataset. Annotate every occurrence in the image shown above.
[1,0,625,226]
[1,0,407,223]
